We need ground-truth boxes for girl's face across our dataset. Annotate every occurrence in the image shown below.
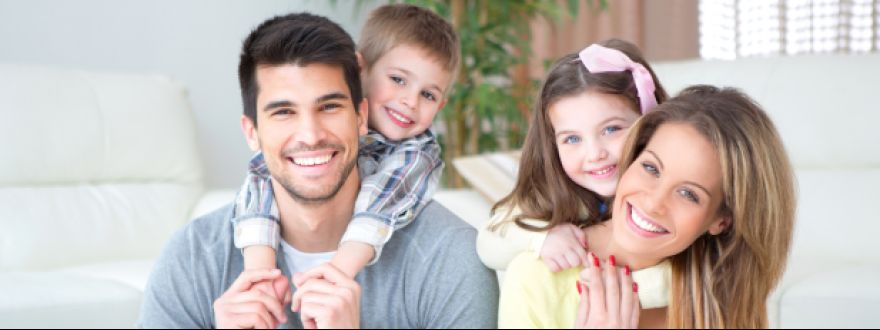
[549,91,641,197]
[611,123,730,261]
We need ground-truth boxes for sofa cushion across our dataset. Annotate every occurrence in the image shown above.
[0,64,204,271]
[0,272,143,328]
[777,264,880,328]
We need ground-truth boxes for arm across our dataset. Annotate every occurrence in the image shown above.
[334,133,443,274]
[476,207,548,271]
[232,152,280,271]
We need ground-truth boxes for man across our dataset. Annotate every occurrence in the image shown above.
[136,12,498,329]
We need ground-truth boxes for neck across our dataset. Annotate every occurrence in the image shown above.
[273,171,360,253]
[584,221,665,271]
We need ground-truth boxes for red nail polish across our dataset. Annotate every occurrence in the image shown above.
[609,255,617,267]
[577,282,583,295]
[625,265,631,276]
[592,254,600,267]
[633,283,639,293]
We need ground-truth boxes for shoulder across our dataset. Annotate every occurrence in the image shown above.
[167,203,236,256]
[499,252,580,328]
[398,201,478,253]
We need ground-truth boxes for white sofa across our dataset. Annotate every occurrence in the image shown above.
[0,64,205,328]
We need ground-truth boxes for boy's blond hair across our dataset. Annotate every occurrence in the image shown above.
[359,4,460,85]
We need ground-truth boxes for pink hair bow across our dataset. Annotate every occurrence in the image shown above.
[579,44,658,114]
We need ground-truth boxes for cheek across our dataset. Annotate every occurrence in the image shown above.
[557,146,582,178]
[606,135,628,163]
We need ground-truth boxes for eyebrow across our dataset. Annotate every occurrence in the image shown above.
[262,92,350,112]
[645,149,713,197]
[390,66,443,93]
[554,117,630,138]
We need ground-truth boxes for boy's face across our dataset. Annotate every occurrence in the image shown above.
[363,44,453,141]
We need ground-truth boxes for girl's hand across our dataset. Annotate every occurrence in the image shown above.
[575,253,640,329]
[540,223,589,272]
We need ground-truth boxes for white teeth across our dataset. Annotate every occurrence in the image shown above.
[388,109,413,124]
[631,207,666,233]
[293,155,332,166]
[590,166,615,175]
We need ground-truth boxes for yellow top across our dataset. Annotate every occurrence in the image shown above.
[498,252,671,329]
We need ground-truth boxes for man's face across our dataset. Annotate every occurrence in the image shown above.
[242,63,368,204]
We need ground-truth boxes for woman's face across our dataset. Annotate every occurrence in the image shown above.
[549,91,641,197]
[610,122,730,261]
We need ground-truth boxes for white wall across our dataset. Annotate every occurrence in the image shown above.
[0,0,382,189]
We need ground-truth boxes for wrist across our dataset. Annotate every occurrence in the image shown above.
[331,242,375,278]
[243,245,278,270]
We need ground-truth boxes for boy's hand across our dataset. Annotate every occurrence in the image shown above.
[540,223,589,272]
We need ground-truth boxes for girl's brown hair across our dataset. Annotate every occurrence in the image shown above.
[618,85,796,328]
[493,39,668,231]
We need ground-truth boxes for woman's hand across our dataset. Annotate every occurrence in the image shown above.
[575,253,640,329]
[540,223,589,272]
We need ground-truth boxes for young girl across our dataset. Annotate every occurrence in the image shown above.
[499,86,796,328]
[476,39,668,273]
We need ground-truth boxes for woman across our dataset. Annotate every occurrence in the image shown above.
[498,85,796,328]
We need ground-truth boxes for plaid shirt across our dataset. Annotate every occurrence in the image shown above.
[231,130,443,264]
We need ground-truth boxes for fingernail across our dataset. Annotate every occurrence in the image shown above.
[625,265,631,276]
[592,254,600,267]
[577,282,582,295]
[609,255,617,267]
[633,282,639,293]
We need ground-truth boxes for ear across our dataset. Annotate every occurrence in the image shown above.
[240,115,261,152]
[707,214,732,236]
[357,97,369,136]
[437,98,448,112]
[355,51,365,74]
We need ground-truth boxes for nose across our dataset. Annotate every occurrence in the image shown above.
[399,88,419,110]
[584,139,608,163]
[295,113,328,146]
[641,186,668,218]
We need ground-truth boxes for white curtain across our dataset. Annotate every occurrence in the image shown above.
[699,0,877,59]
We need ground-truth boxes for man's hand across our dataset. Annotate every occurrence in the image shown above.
[214,269,291,329]
[291,263,361,329]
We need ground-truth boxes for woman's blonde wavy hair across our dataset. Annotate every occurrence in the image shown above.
[618,85,796,328]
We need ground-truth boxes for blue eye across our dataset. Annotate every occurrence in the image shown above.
[563,135,582,144]
[678,188,700,204]
[642,162,659,176]
[390,75,405,86]
[602,126,623,136]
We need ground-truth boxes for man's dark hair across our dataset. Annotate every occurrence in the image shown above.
[238,13,362,127]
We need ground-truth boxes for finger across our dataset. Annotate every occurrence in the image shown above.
[575,248,591,269]
[571,225,588,249]
[543,257,561,273]
[586,253,606,320]
[230,269,283,293]
[272,276,291,304]
[605,255,621,324]
[292,277,354,312]
[619,266,634,328]
[231,290,288,324]
[293,271,323,288]
[575,281,590,327]
[229,303,277,329]
[630,281,641,328]
[563,251,581,270]
[233,311,272,329]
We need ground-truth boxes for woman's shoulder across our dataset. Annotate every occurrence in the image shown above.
[500,252,581,329]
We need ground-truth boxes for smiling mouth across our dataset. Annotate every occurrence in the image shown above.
[628,202,670,235]
[288,152,337,167]
[385,107,415,128]
[586,165,617,178]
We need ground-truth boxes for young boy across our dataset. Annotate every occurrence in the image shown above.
[233,4,460,280]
